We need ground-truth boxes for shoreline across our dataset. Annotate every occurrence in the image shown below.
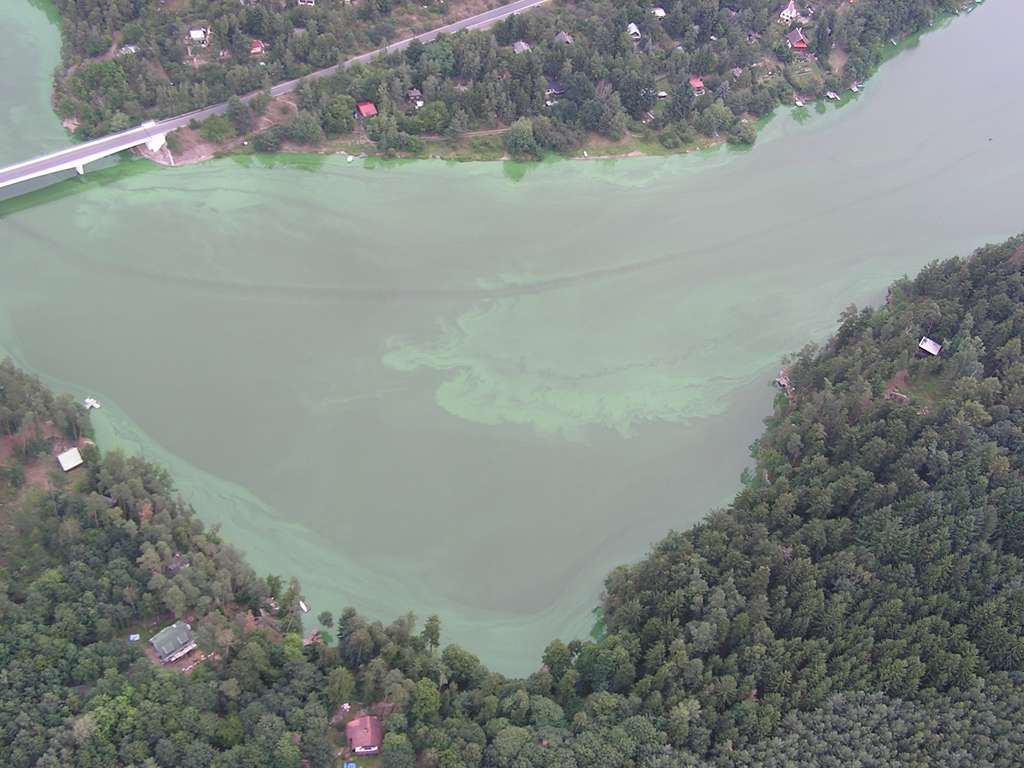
[130,6,962,170]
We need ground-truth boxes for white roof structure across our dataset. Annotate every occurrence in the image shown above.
[627,23,642,39]
[57,447,83,472]
[189,29,207,42]
[651,7,666,18]
[919,336,942,356]
[780,0,799,21]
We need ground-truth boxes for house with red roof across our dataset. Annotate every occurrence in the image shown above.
[786,28,809,50]
[689,76,706,96]
[356,101,378,118]
[250,39,265,55]
[345,715,382,755]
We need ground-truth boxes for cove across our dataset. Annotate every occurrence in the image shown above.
[2,1,1023,675]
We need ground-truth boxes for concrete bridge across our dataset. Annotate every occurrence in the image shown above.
[0,0,549,193]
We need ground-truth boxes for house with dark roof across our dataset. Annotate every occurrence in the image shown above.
[346,715,383,755]
[786,28,809,49]
[554,31,574,45]
[545,77,567,97]
[512,40,531,54]
[150,621,197,663]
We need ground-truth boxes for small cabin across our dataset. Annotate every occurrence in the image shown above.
[554,31,575,45]
[250,39,265,56]
[150,621,197,663]
[918,336,942,357]
[786,28,809,49]
[545,77,567,97]
[57,447,83,472]
[779,0,799,22]
[355,101,378,118]
[651,7,666,18]
[189,28,208,44]
[627,23,642,41]
[689,76,706,96]
[346,715,383,755]
[512,40,531,54]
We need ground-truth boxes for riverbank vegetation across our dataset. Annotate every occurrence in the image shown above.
[53,0,960,158]
[5,235,1024,765]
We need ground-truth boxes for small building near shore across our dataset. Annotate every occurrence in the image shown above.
[356,101,378,118]
[918,336,942,356]
[346,715,383,756]
[57,447,83,472]
[150,621,197,663]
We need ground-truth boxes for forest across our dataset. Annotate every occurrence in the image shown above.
[4,234,1024,766]
[52,0,959,153]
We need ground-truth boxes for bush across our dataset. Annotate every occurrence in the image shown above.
[200,115,237,144]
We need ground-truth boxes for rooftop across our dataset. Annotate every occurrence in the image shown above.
[346,715,382,754]
[57,447,83,472]
[150,620,195,661]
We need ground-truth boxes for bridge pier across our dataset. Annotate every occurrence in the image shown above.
[75,164,85,175]
[145,133,167,152]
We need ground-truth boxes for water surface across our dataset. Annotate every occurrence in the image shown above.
[1,0,1022,673]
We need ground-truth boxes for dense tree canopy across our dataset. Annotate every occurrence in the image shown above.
[4,234,1024,765]
[53,0,959,151]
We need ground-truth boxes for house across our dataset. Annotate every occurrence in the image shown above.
[346,715,383,755]
[512,40,531,54]
[689,76,706,96]
[651,6,666,17]
[356,101,378,118]
[167,553,190,574]
[150,621,197,663]
[786,28,809,49]
[627,23,642,41]
[554,31,574,45]
[918,336,942,356]
[57,447,83,472]
[779,0,799,22]
[118,44,140,56]
[545,77,566,97]
[250,39,265,55]
[297,0,316,5]
[189,28,208,45]
[407,87,422,102]
[656,90,669,99]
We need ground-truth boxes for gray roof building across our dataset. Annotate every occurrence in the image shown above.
[150,620,197,663]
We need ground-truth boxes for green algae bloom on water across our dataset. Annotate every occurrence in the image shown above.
[1,0,1022,675]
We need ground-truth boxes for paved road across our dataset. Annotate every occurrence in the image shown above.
[0,0,549,190]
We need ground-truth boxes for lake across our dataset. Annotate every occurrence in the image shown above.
[1,0,1022,674]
